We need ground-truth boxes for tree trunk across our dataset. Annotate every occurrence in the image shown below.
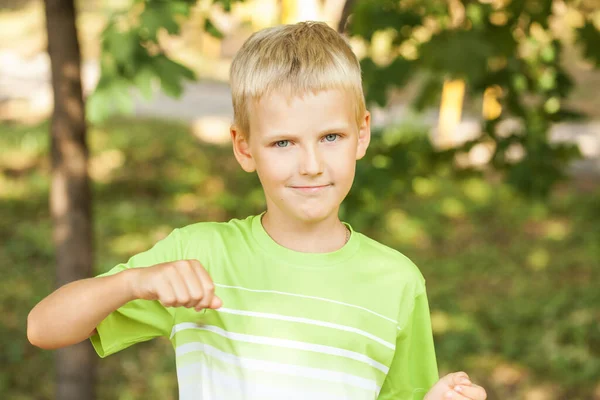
[337,0,355,32]
[43,1,96,399]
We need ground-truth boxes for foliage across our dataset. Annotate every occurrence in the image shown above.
[87,0,244,123]
[1,118,599,399]
[348,0,597,198]
[88,0,599,198]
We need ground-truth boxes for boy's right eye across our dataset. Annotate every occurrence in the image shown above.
[274,140,290,148]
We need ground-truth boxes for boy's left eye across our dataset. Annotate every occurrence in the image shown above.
[323,134,339,142]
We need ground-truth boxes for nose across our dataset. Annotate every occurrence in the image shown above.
[299,145,324,176]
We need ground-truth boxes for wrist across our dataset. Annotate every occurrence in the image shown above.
[118,268,142,301]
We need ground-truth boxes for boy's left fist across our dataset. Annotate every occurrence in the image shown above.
[424,372,487,400]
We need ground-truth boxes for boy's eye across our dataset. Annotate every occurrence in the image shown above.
[274,140,289,148]
[324,134,339,142]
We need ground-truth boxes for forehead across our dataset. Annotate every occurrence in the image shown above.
[248,89,355,134]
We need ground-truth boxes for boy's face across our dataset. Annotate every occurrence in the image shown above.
[231,88,371,224]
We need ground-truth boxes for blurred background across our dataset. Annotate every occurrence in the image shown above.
[1,0,599,399]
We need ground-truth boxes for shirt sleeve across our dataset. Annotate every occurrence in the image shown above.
[377,291,439,400]
[90,228,183,358]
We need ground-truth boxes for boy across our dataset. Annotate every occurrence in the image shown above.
[28,22,487,400]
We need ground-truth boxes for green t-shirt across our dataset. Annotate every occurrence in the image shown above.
[91,214,438,400]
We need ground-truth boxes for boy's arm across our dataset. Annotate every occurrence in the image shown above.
[377,290,488,400]
[27,259,221,351]
[27,270,137,350]
[377,291,439,400]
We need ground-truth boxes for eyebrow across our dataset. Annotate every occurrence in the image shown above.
[262,126,351,142]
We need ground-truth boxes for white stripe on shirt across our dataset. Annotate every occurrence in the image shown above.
[215,283,397,324]
[214,307,395,350]
[176,341,382,392]
[172,322,389,373]
[178,360,359,400]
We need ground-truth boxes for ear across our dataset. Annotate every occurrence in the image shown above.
[231,125,256,172]
[355,111,371,160]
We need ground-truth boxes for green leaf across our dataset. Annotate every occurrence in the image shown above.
[134,67,156,99]
[546,107,586,123]
[140,6,178,41]
[349,0,421,41]
[87,87,111,124]
[360,58,388,107]
[153,55,196,97]
[465,3,485,27]
[413,75,443,111]
[217,0,234,12]
[361,56,415,107]
[484,25,517,57]
[111,80,135,115]
[87,78,134,123]
[420,30,493,83]
[525,0,553,29]
[168,1,193,17]
[537,67,556,91]
[576,22,600,67]
[103,25,138,64]
[204,18,224,39]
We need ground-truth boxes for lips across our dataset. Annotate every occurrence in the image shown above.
[290,184,331,189]
[289,184,332,193]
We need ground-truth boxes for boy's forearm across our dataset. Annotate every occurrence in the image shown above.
[27,269,138,350]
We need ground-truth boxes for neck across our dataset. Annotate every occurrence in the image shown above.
[261,210,348,253]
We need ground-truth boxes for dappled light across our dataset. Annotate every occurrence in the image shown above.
[526,247,551,271]
[460,178,492,205]
[89,148,125,183]
[412,176,438,198]
[440,197,467,219]
[191,115,231,145]
[2,114,599,400]
[384,209,431,249]
[1,0,599,399]
[110,232,155,257]
[523,217,572,241]
[0,148,40,176]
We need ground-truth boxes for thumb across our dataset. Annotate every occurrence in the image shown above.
[444,371,471,387]
[209,295,223,309]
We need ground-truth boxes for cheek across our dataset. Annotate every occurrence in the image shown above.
[340,166,356,188]
[334,153,357,179]
[255,155,291,185]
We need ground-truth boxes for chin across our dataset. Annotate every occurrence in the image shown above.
[294,206,338,223]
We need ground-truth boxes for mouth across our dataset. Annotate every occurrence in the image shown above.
[289,184,332,193]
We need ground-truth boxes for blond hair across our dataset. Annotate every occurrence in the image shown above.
[230,21,366,136]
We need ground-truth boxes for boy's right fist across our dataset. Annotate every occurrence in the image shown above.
[128,260,222,311]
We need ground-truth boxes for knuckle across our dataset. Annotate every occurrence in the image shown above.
[165,264,178,274]
[191,261,205,271]
[161,297,176,307]
[197,302,209,310]
[196,293,209,303]
[191,290,204,300]
[174,260,188,269]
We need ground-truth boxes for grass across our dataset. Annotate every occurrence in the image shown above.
[0,117,598,399]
